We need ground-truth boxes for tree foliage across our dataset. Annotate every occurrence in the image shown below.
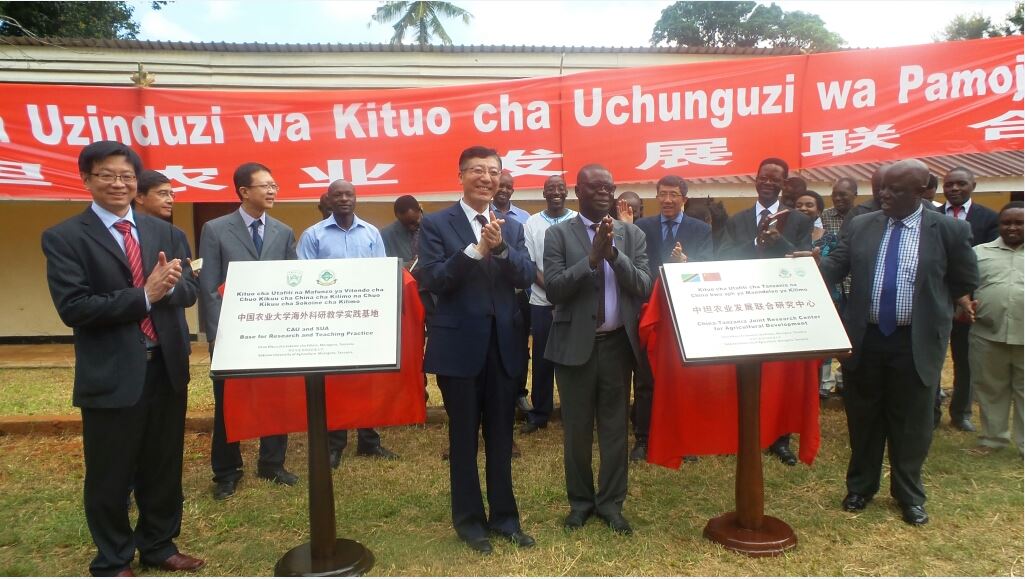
[370,1,472,46]
[939,2,1023,40]
[0,1,164,39]
[650,1,844,52]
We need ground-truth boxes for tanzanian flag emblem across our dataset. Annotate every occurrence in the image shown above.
[681,272,721,282]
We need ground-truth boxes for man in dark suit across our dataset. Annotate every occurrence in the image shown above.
[198,162,299,500]
[543,164,653,535]
[631,175,712,461]
[719,157,813,465]
[937,167,1000,432]
[817,159,978,525]
[416,145,536,554]
[42,141,203,576]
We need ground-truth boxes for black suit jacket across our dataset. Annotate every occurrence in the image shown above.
[718,205,813,260]
[42,208,197,409]
[934,202,999,246]
[635,214,714,277]
[820,209,978,387]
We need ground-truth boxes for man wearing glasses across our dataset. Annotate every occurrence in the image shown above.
[417,146,536,554]
[42,141,202,575]
[633,175,713,461]
[198,162,299,500]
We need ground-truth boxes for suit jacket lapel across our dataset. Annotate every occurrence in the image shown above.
[262,217,280,258]
[226,211,260,259]
[446,202,478,249]
[738,207,758,242]
[861,213,887,288]
[79,209,130,273]
[570,216,593,257]
[136,215,160,275]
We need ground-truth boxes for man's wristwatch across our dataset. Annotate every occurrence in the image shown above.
[490,240,508,255]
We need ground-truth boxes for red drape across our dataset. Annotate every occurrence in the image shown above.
[223,270,427,442]
[639,278,821,469]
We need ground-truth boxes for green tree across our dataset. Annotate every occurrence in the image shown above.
[999,1,1023,35]
[650,1,844,52]
[940,12,999,40]
[0,1,164,39]
[370,1,472,46]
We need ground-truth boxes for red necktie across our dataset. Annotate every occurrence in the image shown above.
[951,205,962,219]
[113,220,159,343]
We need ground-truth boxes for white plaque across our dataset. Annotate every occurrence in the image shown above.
[661,257,851,363]
[210,257,402,377]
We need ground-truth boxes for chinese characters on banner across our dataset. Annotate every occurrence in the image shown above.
[0,36,1020,202]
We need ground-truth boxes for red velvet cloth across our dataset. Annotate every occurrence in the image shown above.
[639,278,821,469]
[223,270,427,442]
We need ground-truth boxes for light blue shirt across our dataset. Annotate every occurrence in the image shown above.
[869,205,923,326]
[661,211,684,240]
[238,207,266,238]
[493,202,529,225]
[578,214,622,332]
[298,213,386,260]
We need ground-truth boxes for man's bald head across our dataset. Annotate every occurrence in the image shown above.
[880,159,929,219]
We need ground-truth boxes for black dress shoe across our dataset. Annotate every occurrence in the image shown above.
[952,419,976,432]
[520,421,546,434]
[900,504,929,525]
[213,479,237,501]
[598,512,633,535]
[493,530,536,548]
[257,467,298,486]
[768,443,798,466]
[329,449,343,470]
[629,443,648,462]
[564,509,593,529]
[683,455,699,463]
[516,396,533,413]
[356,445,399,459]
[462,536,493,554]
[841,492,871,512]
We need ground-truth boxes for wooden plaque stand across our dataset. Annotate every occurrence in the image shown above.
[702,361,797,557]
[274,375,375,576]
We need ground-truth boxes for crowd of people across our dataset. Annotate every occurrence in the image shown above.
[42,140,1022,574]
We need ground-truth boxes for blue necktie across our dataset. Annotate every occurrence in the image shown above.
[878,221,904,336]
[251,219,263,256]
[663,220,674,242]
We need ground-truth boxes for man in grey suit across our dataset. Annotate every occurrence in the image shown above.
[816,159,978,526]
[543,164,653,535]
[198,162,299,501]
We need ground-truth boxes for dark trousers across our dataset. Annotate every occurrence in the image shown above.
[328,428,381,452]
[211,379,287,483]
[843,325,935,506]
[437,324,520,540]
[630,355,653,444]
[527,304,555,426]
[555,328,634,517]
[515,290,531,398]
[81,354,186,576]
[948,321,973,421]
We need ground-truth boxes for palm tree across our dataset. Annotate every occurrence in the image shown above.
[370,1,472,46]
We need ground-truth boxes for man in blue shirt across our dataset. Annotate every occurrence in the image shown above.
[297,179,398,467]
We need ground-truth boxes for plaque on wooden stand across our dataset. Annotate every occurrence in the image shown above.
[660,258,850,557]
[212,258,403,576]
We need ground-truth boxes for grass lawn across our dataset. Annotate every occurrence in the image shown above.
[0,400,1021,576]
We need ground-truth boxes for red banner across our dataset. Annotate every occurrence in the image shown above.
[0,37,1019,202]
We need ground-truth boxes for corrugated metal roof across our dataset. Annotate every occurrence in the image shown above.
[687,151,1024,185]
[0,36,803,55]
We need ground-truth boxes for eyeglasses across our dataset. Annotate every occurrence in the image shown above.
[657,191,683,199]
[587,181,617,193]
[462,166,502,179]
[246,182,280,191]
[755,176,784,186]
[91,173,137,184]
